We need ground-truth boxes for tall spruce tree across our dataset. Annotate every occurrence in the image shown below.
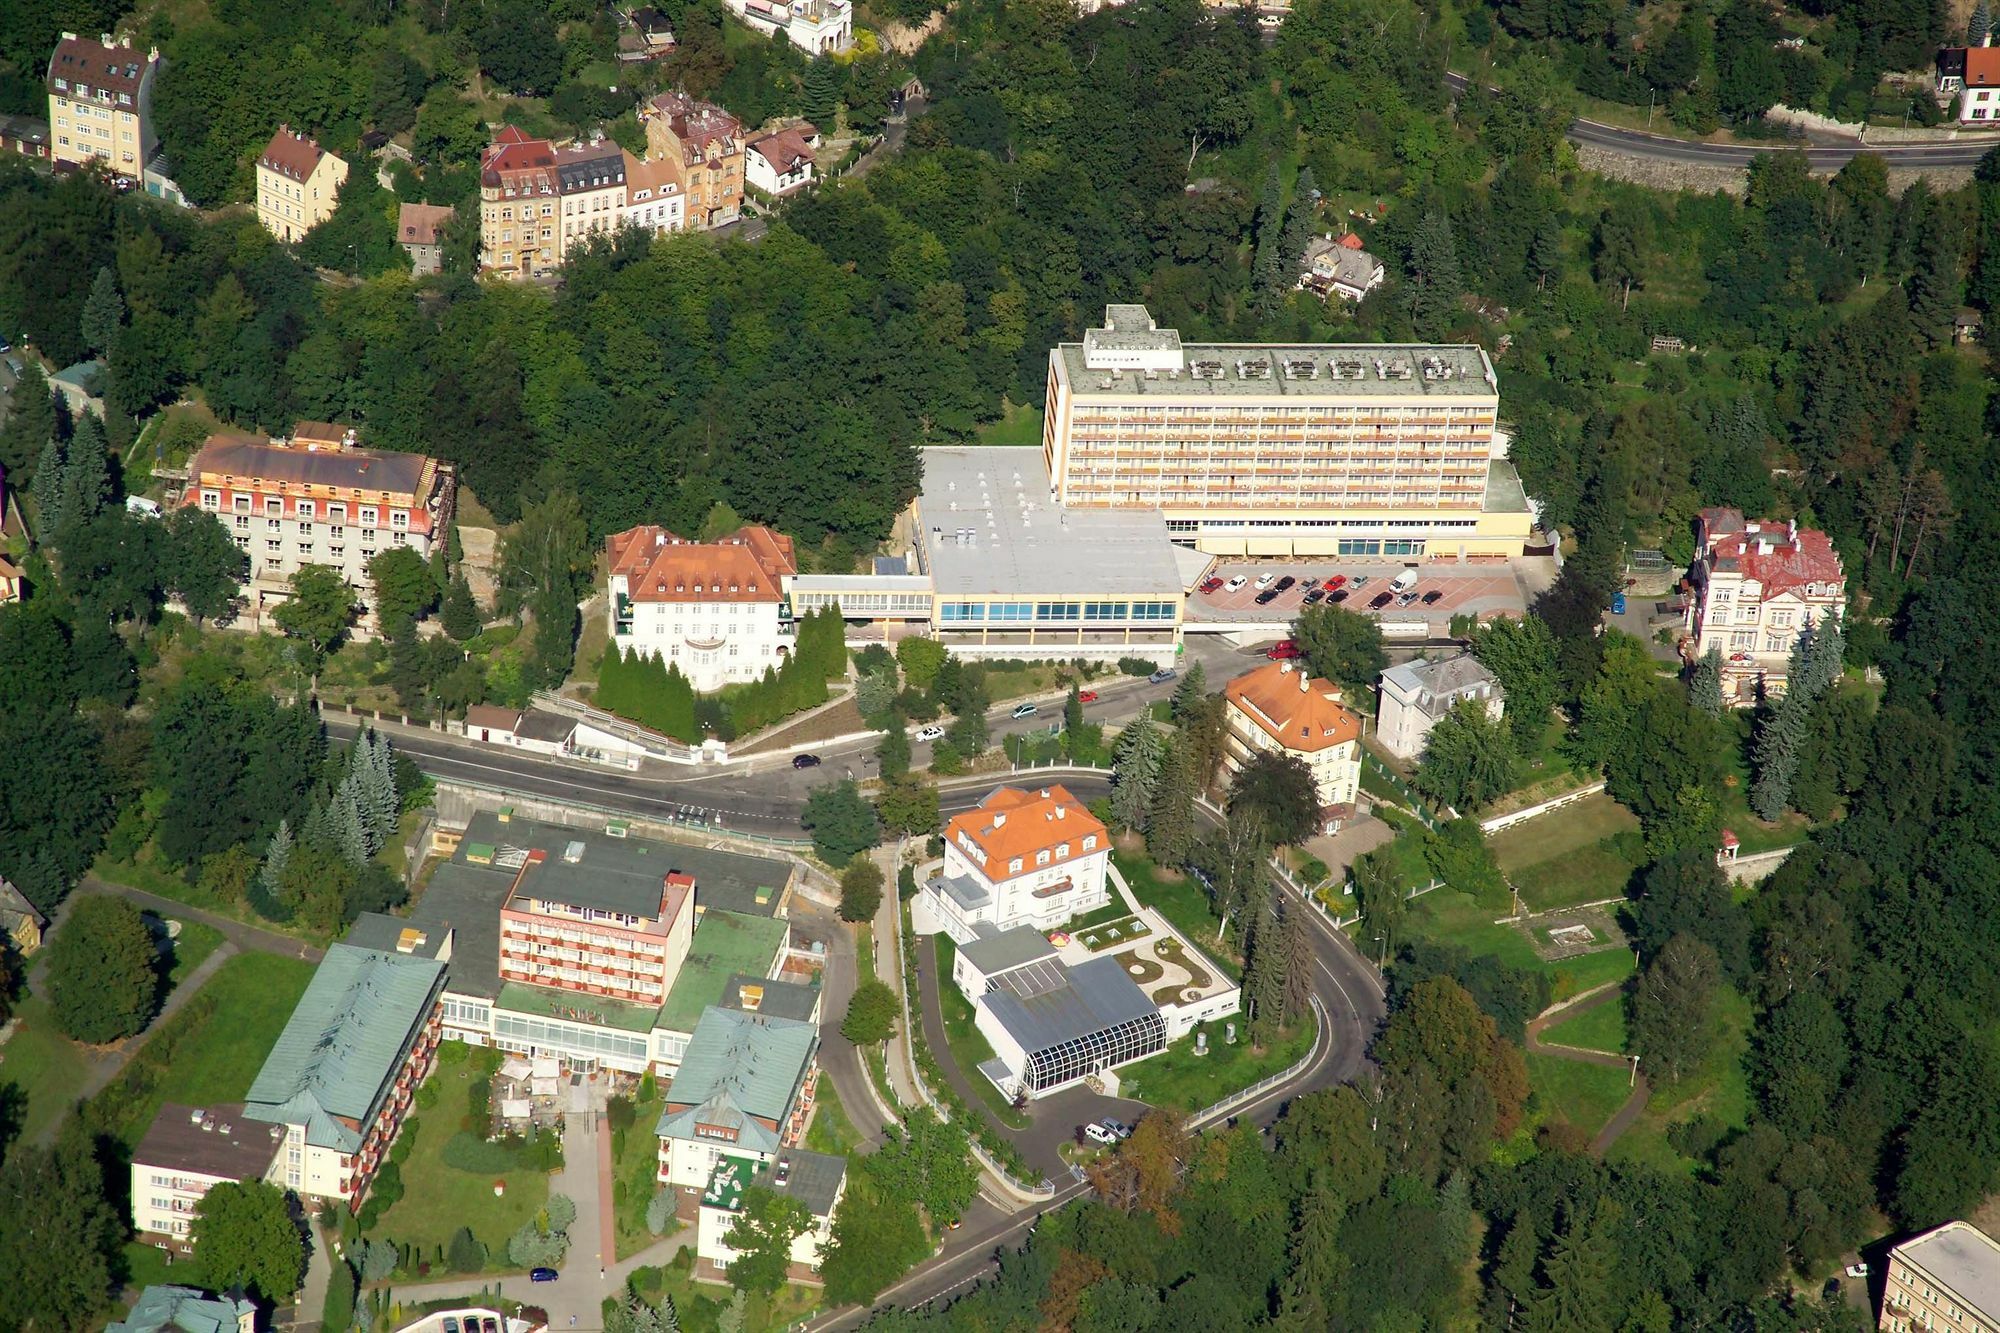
[1974,0,1993,45]
[1110,718,1166,831]
[1405,209,1464,340]
[1243,898,1287,1045]
[1689,646,1725,717]
[80,266,125,356]
[1146,739,1197,866]
[261,819,294,898]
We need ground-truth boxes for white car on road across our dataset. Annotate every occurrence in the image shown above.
[913,724,946,743]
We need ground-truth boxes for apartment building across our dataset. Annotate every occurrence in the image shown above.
[656,1005,819,1194]
[130,1104,284,1256]
[696,1149,846,1283]
[179,422,454,627]
[553,140,627,256]
[498,837,698,1008]
[1376,651,1504,761]
[920,785,1111,944]
[242,941,447,1209]
[642,92,743,229]
[397,202,454,275]
[1881,1220,2000,1332]
[724,0,853,54]
[1222,661,1362,829]
[1042,304,1534,558]
[255,126,347,241]
[606,523,798,692]
[479,127,558,278]
[622,150,686,236]
[1684,507,1845,704]
[46,32,159,177]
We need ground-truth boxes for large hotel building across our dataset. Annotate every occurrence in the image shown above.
[1042,305,1534,558]
[497,838,698,1009]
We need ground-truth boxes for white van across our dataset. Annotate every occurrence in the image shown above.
[1388,567,1420,596]
[125,495,163,518]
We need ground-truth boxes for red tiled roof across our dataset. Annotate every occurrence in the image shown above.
[1338,232,1365,249]
[1707,521,1844,600]
[945,786,1107,881]
[646,91,740,162]
[47,34,152,101]
[398,202,455,246]
[747,129,815,174]
[482,128,557,192]
[1970,45,2000,88]
[606,524,796,604]
[260,125,327,182]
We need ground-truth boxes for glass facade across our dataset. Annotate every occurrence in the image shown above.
[1021,1010,1167,1092]
[939,598,1177,625]
[493,1010,650,1064]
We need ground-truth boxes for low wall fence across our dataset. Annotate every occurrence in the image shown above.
[1188,994,1329,1130]
[1479,780,1608,835]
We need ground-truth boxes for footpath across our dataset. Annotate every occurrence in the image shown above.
[1522,982,1651,1157]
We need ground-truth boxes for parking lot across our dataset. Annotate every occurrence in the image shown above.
[1185,559,1530,627]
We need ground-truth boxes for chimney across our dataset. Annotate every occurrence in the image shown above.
[1056,805,1066,820]
[1038,788,1051,798]
[1787,518,1798,545]
[992,812,1006,827]
[1300,671,1310,693]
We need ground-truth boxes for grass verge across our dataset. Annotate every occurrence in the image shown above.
[1119,1010,1316,1113]
[1525,1051,1633,1140]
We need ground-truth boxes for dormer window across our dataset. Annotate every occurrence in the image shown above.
[1009,857,1022,874]
[1057,843,1069,859]
[1036,850,1050,866]
[1083,835,1098,852]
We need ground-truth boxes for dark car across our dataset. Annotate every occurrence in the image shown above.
[530,1267,559,1283]
[1369,591,1394,609]
[1273,575,1296,592]
[792,753,821,769]
[1330,589,1350,604]
[1302,588,1326,606]
[443,1319,459,1333]
[1421,589,1444,605]
[1254,589,1281,605]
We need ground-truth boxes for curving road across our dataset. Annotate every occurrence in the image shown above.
[1445,70,2000,170]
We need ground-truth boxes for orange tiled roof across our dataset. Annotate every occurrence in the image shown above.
[945,785,1108,881]
[1970,45,2000,88]
[606,524,795,604]
[1225,661,1360,754]
[259,125,327,182]
[622,148,683,201]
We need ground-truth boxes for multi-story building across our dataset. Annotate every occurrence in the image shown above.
[498,837,698,1009]
[255,126,347,242]
[642,92,743,229]
[1222,660,1361,830]
[109,1286,257,1333]
[744,127,815,197]
[606,523,798,692]
[656,1005,819,1194]
[1881,1220,2000,1332]
[621,150,685,236]
[724,0,852,54]
[1944,44,2000,122]
[242,941,447,1211]
[46,32,160,178]
[553,139,627,256]
[1684,507,1845,705]
[396,202,454,275]
[130,1104,285,1257]
[1376,651,1505,761]
[1041,304,1534,558]
[695,1149,846,1283]
[179,422,454,627]
[479,127,558,278]
[919,785,1111,944]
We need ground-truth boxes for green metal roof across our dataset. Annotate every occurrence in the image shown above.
[657,910,789,1034]
[655,1005,817,1155]
[242,942,446,1152]
[495,981,660,1033]
[110,1287,254,1333]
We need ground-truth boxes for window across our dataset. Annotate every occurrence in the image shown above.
[266,517,281,531]
[200,489,219,509]
[1083,835,1098,852]
[265,497,282,515]
[297,500,314,519]
[391,510,408,529]
[234,515,249,530]
[1009,858,1023,874]
[1036,850,1050,866]
[360,506,377,525]
[330,525,344,539]
[266,540,281,552]
[327,502,346,521]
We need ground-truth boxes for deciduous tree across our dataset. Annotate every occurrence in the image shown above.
[1293,602,1387,694]
[193,1180,305,1303]
[47,894,158,1043]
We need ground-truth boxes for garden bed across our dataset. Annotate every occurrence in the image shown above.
[1076,915,1150,952]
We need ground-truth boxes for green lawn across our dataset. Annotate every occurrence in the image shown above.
[974,398,1045,447]
[2,991,95,1144]
[626,1252,820,1333]
[121,1239,181,1294]
[1487,795,1646,912]
[611,1082,668,1259]
[163,919,226,987]
[1364,810,1438,893]
[1541,996,1628,1055]
[1609,986,1753,1173]
[367,1043,553,1266]
[930,935,1029,1129]
[1392,881,1636,1003]
[1119,1010,1317,1113]
[1489,794,1639,870]
[93,853,321,942]
[804,1074,859,1157]
[979,661,1070,704]
[1112,848,1242,980]
[1526,1051,1633,1140]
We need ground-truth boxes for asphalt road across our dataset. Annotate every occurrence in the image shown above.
[1444,70,2000,169]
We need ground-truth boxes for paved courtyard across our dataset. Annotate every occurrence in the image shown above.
[1185,558,1529,629]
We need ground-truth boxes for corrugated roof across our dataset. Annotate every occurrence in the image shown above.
[981,955,1159,1056]
[656,1005,817,1152]
[242,943,445,1151]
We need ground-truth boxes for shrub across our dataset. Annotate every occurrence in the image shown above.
[608,1095,636,1137]
[447,1226,487,1273]
[646,1190,673,1236]
[438,1129,563,1173]
[1118,656,1156,677]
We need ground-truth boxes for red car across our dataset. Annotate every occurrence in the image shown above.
[1266,640,1303,661]
[1325,574,1348,590]
[1198,576,1224,594]
[1077,689,1099,703]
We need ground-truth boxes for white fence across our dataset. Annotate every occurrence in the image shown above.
[1189,994,1329,1130]
[1479,780,1607,835]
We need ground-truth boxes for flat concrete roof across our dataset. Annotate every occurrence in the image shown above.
[1896,1222,2000,1321]
[916,447,1182,599]
[1059,322,1496,400]
[658,910,790,1034]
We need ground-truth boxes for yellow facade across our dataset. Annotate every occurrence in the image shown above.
[255,138,349,242]
[46,35,159,177]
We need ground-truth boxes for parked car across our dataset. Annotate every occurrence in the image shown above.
[1100,1118,1134,1141]
[792,753,821,769]
[1396,591,1420,607]
[1326,574,1347,589]
[1369,591,1394,609]
[1199,576,1224,594]
[1299,576,1320,592]
[1349,575,1370,588]
[1258,12,1282,25]
[443,1319,459,1333]
[1011,702,1038,719]
[1254,589,1281,605]
[1077,689,1099,704]
[1302,588,1326,607]
[1267,639,1303,660]
[1254,572,1277,589]
[1845,1263,1869,1279]
[1148,668,1177,684]
[1610,591,1628,615]
[1421,589,1444,605]
[1082,1122,1118,1145]
[1273,575,1296,592]
[530,1268,560,1283]
[1329,589,1350,604]
[1224,575,1248,592]
[914,724,946,743]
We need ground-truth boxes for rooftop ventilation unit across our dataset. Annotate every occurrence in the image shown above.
[563,840,586,864]
[1236,358,1272,379]
[1189,359,1225,379]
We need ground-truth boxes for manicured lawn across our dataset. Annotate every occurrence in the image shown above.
[611,1081,668,1259]
[163,919,226,987]
[930,935,1029,1129]
[979,661,1070,704]
[1542,996,1628,1055]
[1112,848,1242,980]
[1609,986,1753,1173]
[367,1043,554,1266]
[121,1239,181,1294]
[974,398,1045,447]
[1392,882,1636,1003]
[804,1074,859,1157]
[1525,1051,1633,1139]
[1516,833,1648,913]
[1120,1010,1316,1113]
[2,990,95,1145]
[1716,712,1814,854]
[1062,899,1136,934]
[626,1252,820,1333]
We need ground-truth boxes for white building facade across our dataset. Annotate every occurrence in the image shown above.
[606,524,798,693]
[918,785,1111,944]
[1684,507,1846,704]
[1376,652,1505,761]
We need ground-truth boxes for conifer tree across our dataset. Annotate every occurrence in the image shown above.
[80,266,125,356]
[441,574,481,641]
[31,435,65,526]
[1170,661,1207,724]
[260,819,294,898]
[1974,0,1992,46]
[1110,718,1166,831]
[1145,740,1197,867]
[57,413,111,534]
[1244,898,1286,1045]
[330,786,369,866]
[1406,209,1464,340]
[1689,646,1725,718]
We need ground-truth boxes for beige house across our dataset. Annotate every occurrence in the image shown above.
[642,91,743,229]
[0,878,44,953]
[1684,507,1845,704]
[396,202,454,275]
[46,32,159,177]
[130,1104,283,1257]
[256,127,347,241]
[1376,652,1504,761]
[1222,660,1362,830]
[1881,1220,2000,1332]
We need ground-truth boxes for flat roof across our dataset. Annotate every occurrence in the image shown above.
[981,955,1159,1056]
[658,910,790,1033]
[721,973,820,1022]
[135,1103,285,1179]
[1484,459,1530,514]
[405,859,511,1001]
[495,981,660,1033]
[958,925,1057,977]
[1895,1222,2000,1319]
[754,1148,846,1218]
[916,447,1183,599]
[1058,329,1497,400]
